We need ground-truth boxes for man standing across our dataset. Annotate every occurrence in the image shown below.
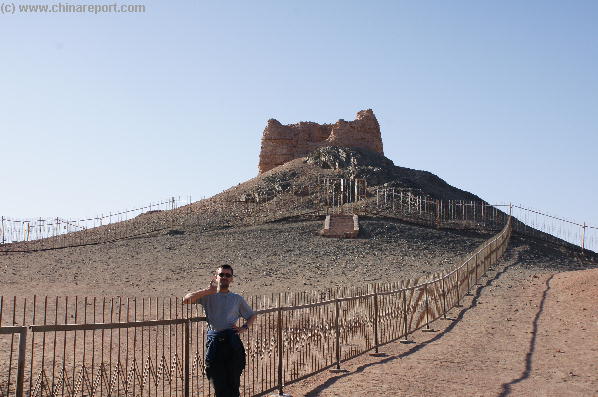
[183,265,256,397]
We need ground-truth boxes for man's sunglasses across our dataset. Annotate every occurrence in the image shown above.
[218,273,233,278]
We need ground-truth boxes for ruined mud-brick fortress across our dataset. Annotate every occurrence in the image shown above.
[258,109,384,174]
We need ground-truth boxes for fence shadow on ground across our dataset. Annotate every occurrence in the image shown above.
[497,273,554,397]
[303,249,523,397]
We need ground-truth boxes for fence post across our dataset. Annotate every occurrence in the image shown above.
[488,240,495,272]
[581,223,586,251]
[481,201,486,226]
[484,244,489,275]
[441,278,448,320]
[1,216,5,245]
[277,294,284,395]
[54,217,58,249]
[16,328,27,397]
[184,320,190,397]
[423,284,435,332]
[493,239,498,269]
[170,198,176,230]
[482,243,490,276]
[334,299,341,370]
[372,285,379,354]
[455,268,462,307]
[490,241,494,270]
[475,251,480,285]
[486,243,491,272]
[466,259,472,295]
[400,290,410,343]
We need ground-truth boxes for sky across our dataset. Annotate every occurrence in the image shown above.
[1,1,597,234]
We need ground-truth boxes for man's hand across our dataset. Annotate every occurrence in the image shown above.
[233,324,249,334]
[182,277,218,304]
[182,293,195,304]
[208,277,217,293]
[233,314,256,334]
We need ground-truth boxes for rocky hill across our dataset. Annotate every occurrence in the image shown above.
[2,108,596,299]
[1,144,595,300]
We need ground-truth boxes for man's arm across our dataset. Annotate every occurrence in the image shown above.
[245,313,257,328]
[234,296,257,334]
[182,279,217,304]
[234,313,257,334]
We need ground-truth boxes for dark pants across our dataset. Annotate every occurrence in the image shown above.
[205,329,246,397]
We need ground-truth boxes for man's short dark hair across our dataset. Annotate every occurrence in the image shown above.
[218,264,234,276]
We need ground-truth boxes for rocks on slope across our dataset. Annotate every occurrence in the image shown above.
[305,145,481,201]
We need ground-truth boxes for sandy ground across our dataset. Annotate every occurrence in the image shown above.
[285,247,598,397]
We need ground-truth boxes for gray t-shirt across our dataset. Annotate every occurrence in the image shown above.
[198,292,255,331]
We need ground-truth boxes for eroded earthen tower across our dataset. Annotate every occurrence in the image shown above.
[258,109,384,174]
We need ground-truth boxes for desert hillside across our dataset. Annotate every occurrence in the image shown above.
[1,146,595,299]
[1,145,597,397]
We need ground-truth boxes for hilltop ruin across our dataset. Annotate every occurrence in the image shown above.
[258,109,384,174]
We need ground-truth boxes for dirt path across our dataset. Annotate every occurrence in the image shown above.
[286,249,598,396]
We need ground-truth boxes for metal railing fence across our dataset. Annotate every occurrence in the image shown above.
[0,196,192,248]
[0,218,512,397]
[0,296,207,397]
[510,204,598,253]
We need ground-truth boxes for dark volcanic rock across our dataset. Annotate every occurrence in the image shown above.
[305,146,394,170]
[306,146,481,201]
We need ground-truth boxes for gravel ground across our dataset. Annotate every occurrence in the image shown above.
[0,218,497,300]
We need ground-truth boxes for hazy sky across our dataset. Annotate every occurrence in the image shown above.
[1,1,597,231]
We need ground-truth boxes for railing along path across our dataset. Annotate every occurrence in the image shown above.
[0,218,512,397]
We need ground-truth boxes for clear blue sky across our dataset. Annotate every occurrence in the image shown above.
[1,1,597,230]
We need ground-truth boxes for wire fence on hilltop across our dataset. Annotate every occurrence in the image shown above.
[0,181,595,253]
[510,204,597,253]
[227,182,596,252]
[0,196,192,251]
